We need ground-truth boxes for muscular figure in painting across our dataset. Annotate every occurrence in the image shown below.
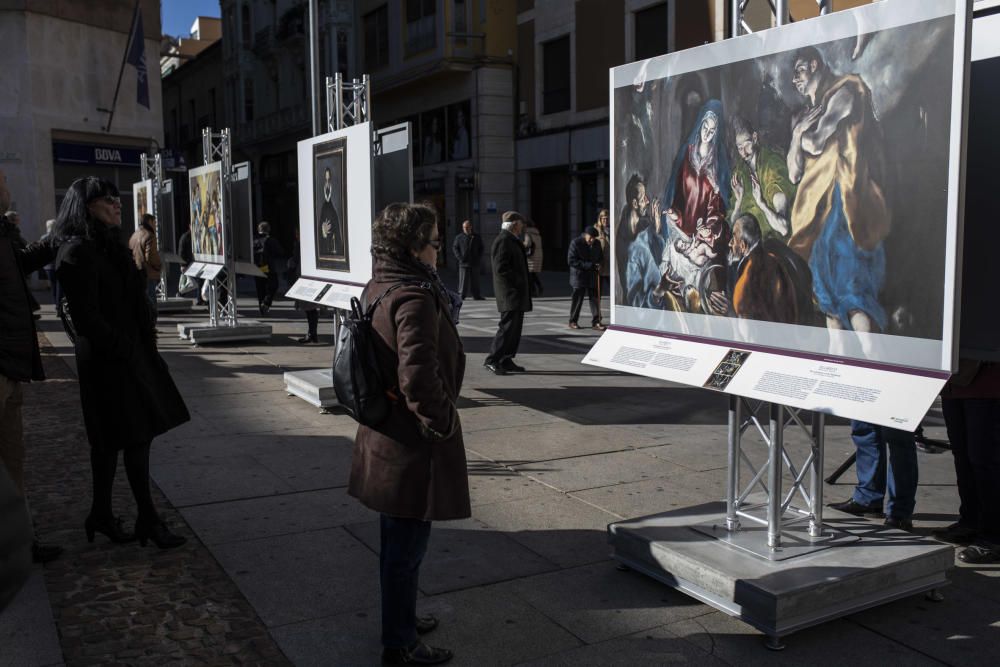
[786,46,890,334]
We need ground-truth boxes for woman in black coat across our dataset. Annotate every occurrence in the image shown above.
[54,177,190,549]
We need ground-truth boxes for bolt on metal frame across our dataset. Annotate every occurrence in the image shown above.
[201,127,238,328]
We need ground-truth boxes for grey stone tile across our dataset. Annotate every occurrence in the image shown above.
[850,580,1000,666]
[668,609,942,665]
[345,518,558,595]
[465,457,554,507]
[458,403,565,434]
[465,423,662,463]
[516,625,724,666]
[211,527,379,627]
[472,493,618,568]
[501,561,711,645]
[571,471,727,519]
[152,453,295,507]
[511,450,681,493]
[641,438,733,473]
[180,488,377,545]
[270,606,382,666]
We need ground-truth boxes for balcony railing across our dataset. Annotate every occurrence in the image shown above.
[235,104,310,144]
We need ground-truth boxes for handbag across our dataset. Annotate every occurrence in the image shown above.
[178,273,197,296]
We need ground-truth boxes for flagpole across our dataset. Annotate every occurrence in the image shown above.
[105,0,141,133]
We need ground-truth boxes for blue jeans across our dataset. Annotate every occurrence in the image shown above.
[380,514,431,649]
[850,420,918,519]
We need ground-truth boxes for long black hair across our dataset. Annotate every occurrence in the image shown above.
[54,176,120,243]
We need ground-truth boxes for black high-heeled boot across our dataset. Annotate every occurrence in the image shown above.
[85,514,136,544]
[134,520,187,549]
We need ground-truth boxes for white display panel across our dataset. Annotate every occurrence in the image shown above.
[286,277,363,311]
[584,329,947,430]
[130,179,153,237]
[609,0,970,375]
[297,123,374,288]
[188,161,226,265]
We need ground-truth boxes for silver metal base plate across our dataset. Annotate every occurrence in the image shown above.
[691,518,859,561]
[155,298,195,313]
[283,369,338,408]
[177,321,272,344]
[609,501,952,639]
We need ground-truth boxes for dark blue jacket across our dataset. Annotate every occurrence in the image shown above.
[567,235,603,290]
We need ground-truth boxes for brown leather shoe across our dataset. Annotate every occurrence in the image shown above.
[568,322,580,329]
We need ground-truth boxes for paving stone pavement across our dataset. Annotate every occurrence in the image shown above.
[20,335,290,667]
[6,273,1000,666]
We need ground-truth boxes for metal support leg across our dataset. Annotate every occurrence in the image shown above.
[767,403,784,549]
[208,280,219,327]
[726,396,742,531]
[809,412,826,537]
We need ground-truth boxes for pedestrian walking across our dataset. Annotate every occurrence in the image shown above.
[55,177,190,550]
[936,360,1000,563]
[567,226,605,330]
[40,219,61,306]
[286,228,321,344]
[253,221,285,315]
[523,218,544,297]
[451,219,484,299]
[484,211,532,375]
[128,213,163,308]
[348,202,469,666]
[595,208,611,311]
[828,421,917,530]
[0,170,62,566]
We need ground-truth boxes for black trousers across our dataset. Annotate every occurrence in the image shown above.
[379,514,431,648]
[529,272,543,297]
[457,265,481,299]
[485,310,524,365]
[254,273,278,306]
[942,398,1000,545]
[569,287,601,326]
[90,442,157,525]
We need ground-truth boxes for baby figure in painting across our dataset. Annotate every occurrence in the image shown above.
[674,218,720,267]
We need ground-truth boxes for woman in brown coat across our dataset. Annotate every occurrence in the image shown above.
[348,203,469,666]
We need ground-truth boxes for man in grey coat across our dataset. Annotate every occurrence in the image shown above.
[484,211,532,375]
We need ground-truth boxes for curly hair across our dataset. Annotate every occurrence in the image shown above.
[371,202,438,261]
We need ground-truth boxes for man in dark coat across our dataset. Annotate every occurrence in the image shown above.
[252,221,285,315]
[451,220,484,300]
[567,226,605,330]
[484,211,532,375]
[0,172,62,577]
[725,214,797,323]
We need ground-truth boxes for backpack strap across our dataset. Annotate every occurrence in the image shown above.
[363,280,434,319]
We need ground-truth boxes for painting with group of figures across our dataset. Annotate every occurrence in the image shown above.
[611,0,969,373]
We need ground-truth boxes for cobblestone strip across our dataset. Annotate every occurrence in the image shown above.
[23,335,291,667]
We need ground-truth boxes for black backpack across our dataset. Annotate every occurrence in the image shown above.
[333,281,432,426]
[252,237,267,269]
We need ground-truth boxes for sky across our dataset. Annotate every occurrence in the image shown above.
[161,0,221,38]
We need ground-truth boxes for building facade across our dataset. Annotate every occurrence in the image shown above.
[0,0,164,241]
[221,0,355,250]
[357,0,518,268]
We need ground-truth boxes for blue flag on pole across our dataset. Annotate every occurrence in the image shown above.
[125,8,149,109]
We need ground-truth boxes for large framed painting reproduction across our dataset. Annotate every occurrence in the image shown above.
[188,162,226,264]
[297,122,373,286]
[585,0,971,428]
[313,137,349,271]
[132,179,152,235]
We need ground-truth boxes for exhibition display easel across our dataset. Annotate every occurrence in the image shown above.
[284,73,413,411]
[176,127,272,345]
[591,0,969,649]
[137,152,192,314]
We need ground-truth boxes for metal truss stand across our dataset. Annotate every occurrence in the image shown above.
[607,0,951,649]
[284,73,370,412]
[139,151,192,314]
[177,128,271,345]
